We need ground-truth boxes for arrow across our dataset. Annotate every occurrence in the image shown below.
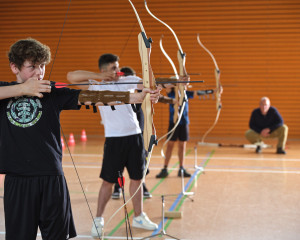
[52,80,204,88]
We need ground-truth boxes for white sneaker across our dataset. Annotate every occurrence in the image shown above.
[132,212,158,230]
[91,217,104,238]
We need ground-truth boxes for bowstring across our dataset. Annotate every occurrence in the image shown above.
[47,0,102,238]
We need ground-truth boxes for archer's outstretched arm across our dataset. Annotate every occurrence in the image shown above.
[0,78,51,100]
[67,70,115,90]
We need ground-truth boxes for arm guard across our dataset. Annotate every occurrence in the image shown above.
[197,89,214,96]
[158,95,174,104]
[79,90,130,105]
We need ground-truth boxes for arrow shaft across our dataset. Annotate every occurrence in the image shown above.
[53,80,204,87]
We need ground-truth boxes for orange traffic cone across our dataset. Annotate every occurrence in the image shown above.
[68,133,75,146]
[81,129,87,142]
[61,136,65,149]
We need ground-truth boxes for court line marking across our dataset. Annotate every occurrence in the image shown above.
[151,151,213,236]
[62,164,300,174]
[2,154,297,237]
[200,156,300,162]
[203,168,300,174]
[84,147,197,237]
[63,153,300,162]
[105,162,180,237]
[0,232,150,239]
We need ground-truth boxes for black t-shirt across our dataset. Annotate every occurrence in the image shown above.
[0,81,81,176]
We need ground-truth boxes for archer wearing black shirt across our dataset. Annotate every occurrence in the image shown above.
[1,38,161,240]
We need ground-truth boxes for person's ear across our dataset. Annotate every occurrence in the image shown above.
[10,62,20,74]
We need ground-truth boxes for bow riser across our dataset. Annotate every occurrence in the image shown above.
[177,50,187,107]
[105,2,158,236]
[215,69,221,110]
[138,32,156,152]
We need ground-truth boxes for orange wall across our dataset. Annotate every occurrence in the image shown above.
[1,0,300,139]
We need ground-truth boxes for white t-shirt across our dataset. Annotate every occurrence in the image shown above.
[88,76,142,137]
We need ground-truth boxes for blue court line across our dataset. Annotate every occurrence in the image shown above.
[151,151,212,236]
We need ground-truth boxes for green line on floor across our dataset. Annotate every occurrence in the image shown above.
[106,161,180,237]
[163,150,214,231]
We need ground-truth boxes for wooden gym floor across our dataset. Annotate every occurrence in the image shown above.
[1,137,300,240]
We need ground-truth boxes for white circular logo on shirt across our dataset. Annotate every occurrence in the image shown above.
[6,97,42,128]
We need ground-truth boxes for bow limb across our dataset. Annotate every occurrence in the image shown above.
[157,36,187,158]
[159,34,181,126]
[105,1,157,237]
[144,0,183,52]
[159,35,179,80]
[144,0,188,116]
[145,2,188,160]
[197,34,222,143]
[157,36,180,143]
[157,36,186,157]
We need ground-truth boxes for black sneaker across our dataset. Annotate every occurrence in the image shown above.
[156,168,168,178]
[143,183,152,198]
[111,184,121,199]
[178,167,191,177]
[256,145,262,154]
[276,148,286,154]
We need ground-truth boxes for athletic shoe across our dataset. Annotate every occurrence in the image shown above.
[276,147,286,154]
[178,167,191,177]
[111,184,121,199]
[143,183,152,199]
[256,145,262,153]
[132,212,158,230]
[91,217,104,238]
[156,168,168,178]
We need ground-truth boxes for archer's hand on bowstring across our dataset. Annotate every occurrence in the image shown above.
[99,71,118,82]
[67,70,116,90]
[21,77,51,98]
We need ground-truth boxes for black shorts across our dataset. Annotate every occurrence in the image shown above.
[100,134,145,183]
[4,175,76,240]
[167,123,189,141]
